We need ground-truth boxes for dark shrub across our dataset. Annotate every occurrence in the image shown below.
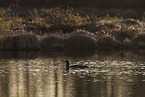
[96,36,122,49]
[0,33,40,50]
[132,34,145,48]
[48,24,78,34]
[0,36,15,50]
[40,34,65,50]
[65,33,97,50]
[15,33,40,50]
[83,23,99,32]
[114,26,138,42]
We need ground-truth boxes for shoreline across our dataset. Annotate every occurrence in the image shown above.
[0,49,145,59]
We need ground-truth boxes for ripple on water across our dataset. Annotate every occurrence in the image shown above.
[0,58,145,97]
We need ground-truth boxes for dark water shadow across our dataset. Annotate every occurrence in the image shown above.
[0,49,97,59]
[0,49,145,60]
[0,51,40,59]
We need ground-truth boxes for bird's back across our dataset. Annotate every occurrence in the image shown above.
[70,65,88,69]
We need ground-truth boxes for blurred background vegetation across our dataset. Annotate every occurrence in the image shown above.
[0,0,144,50]
[0,0,145,9]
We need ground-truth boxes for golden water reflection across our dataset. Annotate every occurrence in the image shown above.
[0,58,145,97]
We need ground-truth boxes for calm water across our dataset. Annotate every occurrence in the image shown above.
[0,51,145,97]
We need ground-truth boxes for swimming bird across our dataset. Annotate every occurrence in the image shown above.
[64,60,89,71]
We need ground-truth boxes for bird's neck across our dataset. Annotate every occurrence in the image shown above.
[66,62,69,70]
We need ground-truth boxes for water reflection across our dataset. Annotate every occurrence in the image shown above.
[0,50,96,59]
[0,50,145,60]
[0,53,145,97]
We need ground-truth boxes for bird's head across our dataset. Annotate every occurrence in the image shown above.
[64,60,69,63]
[64,60,70,66]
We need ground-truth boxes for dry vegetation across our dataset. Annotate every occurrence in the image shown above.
[0,7,145,51]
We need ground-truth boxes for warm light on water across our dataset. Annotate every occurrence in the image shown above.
[0,53,145,97]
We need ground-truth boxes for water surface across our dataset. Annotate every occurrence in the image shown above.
[0,51,145,97]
